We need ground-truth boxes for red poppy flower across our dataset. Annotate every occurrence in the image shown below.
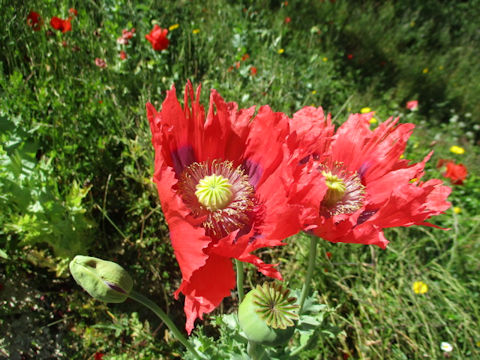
[50,16,72,33]
[406,100,418,110]
[119,50,127,60]
[250,66,257,76]
[68,8,78,17]
[347,53,354,60]
[443,161,467,185]
[146,82,306,333]
[289,109,451,248]
[241,53,250,61]
[284,17,291,24]
[95,58,107,68]
[94,353,104,360]
[145,25,169,51]
[118,28,135,45]
[27,11,42,31]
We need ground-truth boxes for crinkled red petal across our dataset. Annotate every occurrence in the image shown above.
[179,254,236,334]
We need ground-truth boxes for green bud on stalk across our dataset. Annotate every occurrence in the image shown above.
[69,255,133,303]
[238,283,299,347]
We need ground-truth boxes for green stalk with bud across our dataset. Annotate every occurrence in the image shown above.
[69,256,204,359]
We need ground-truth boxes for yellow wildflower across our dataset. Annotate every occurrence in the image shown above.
[450,145,465,155]
[413,281,428,294]
[453,207,461,214]
[169,24,180,31]
[278,48,284,54]
[311,90,317,95]
[361,107,372,113]
[322,57,328,62]
[192,29,200,34]
[422,68,429,74]
[369,117,378,124]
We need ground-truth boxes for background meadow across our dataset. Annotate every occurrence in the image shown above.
[1,0,480,359]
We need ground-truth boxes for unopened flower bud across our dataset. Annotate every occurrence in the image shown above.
[238,283,298,347]
[69,255,133,303]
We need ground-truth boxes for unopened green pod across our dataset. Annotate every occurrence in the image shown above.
[238,283,298,347]
[69,255,133,303]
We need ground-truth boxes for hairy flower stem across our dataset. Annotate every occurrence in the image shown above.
[235,259,245,303]
[247,341,266,360]
[129,291,204,359]
[298,234,318,314]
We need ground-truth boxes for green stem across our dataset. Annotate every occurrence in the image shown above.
[298,234,318,314]
[129,290,204,359]
[247,341,265,360]
[235,259,245,303]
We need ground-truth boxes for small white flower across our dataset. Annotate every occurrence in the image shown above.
[440,342,453,352]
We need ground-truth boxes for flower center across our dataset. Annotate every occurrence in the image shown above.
[195,174,233,211]
[322,171,346,208]
[319,163,365,217]
[178,160,256,239]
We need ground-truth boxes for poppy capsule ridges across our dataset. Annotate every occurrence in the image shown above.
[238,283,299,346]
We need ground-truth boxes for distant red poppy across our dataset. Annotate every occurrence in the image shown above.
[326,251,332,259]
[123,28,135,39]
[241,53,250,61]
[119,51,127,60]
[227,65,234,72]
[95,58,107,68]
[94,353,104,360]
[284,17,291,24]
[250,66,257,76]
[347,53,354,60]
[406,100,418,110]
[145,25,169,51]
[27,11,42,31]
[235,61,240,69]
[68,8,78,17]
[118,28,136,44]
[443,161,467,185]
[50,16,72,33]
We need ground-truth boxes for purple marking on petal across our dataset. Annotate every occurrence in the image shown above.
[104,280,127,294]
[171,146,196,175]
[356,209,378,225]
[243,159,262,187]
[358,162,371,182]
[299,155,310,165]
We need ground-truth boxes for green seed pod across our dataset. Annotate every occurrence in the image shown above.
[69,255,133,303]
[238,283,299,347]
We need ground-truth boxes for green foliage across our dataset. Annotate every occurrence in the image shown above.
[184,291,334,359]
[0,113,94,262]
